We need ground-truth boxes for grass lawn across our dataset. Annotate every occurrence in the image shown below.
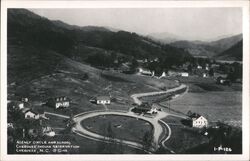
[71,134,146,154]
[81,114,153,144]
[162,116,209,153]
[163,91,242,127]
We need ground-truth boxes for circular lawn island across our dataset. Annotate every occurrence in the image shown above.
[81,114,154,144]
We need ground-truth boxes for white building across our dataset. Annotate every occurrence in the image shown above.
[22,109,40,120]
[7,123,14,128]
[47,97,70,109]
[181,72,189,77]
[203,73,209,78]
[96,96,111,105]
[197,65,202,69]
[138,67,153,76]
[192,115,208,128]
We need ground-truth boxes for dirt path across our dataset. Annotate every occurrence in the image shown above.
[44,112,70,119]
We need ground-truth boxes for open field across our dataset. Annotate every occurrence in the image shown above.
[81,114,153,144]
[8,56,179,115]
[70,133,146,154]
[161,116,209,153]
[166,76,242,93]
[162,91,242,127]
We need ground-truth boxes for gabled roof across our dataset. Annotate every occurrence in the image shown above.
[21,107,31,114]
[189,113,201,119]
[192,115,207,121]
[22,108,39,115]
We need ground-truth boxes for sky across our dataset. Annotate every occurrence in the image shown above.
[31,8,242,41]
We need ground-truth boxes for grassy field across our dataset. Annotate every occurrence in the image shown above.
[81,114,153,144]
[162,91,242,127]
[162,116,209,153]
[8,54,180,154]
[9,56,178,114]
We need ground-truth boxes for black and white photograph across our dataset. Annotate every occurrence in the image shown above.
[1,0,250,161]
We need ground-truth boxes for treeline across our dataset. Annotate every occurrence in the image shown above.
[8,9,194,71]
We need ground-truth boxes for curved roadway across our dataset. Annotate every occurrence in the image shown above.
[72,84,188,152]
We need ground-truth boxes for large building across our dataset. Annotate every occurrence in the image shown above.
[190,113,208,128]
[46,96,70,109]
[96,96,111,105]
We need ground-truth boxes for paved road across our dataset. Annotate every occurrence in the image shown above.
[72,84,188,152]
[131,84,187,105]
[73,110,169,149]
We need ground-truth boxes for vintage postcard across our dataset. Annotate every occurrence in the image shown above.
[1,0,249,161]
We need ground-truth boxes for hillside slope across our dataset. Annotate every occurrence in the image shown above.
[169,34,242,60]
[8,9,192,83]
[217,40,243,61]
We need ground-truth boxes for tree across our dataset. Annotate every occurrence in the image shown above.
[209,68,214,77]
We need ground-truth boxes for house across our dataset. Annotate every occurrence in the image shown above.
[7,101,24,112]
[22,108,40,120]
[205,65,209,71]
[42,126,55,137]
[181,72,189,77]
[46,96,70,109]
[203,73,209,78]
[189,113,208,128]
[197,65,202,69]
[133,102,158,114]
[161,71,167,77]
[168,70,181,77]
[7,123,14,128]
[96,96,111,105]
[138,67,153,76]
[21,97,29,103]
[8,101,24,111]
[216,77,231,86]
[156,71,167,79]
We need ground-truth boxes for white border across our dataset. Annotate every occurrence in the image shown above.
[1,1,249,161]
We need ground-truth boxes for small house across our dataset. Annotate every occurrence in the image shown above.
[138,67,153,76]
[9,101,24,111]
[216,77,231,86]
[7,123,14,128]
[161,71,166,78]
[22,108,40,120]
[197,65,202,69]
[96,96,111,105]
[47,96,70,109]
[190,113,208,128]
[181,72,189,77]
[203,73,209,78]
[21,98,29,103]
[133,102,158,114]
[168,70,181,77]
